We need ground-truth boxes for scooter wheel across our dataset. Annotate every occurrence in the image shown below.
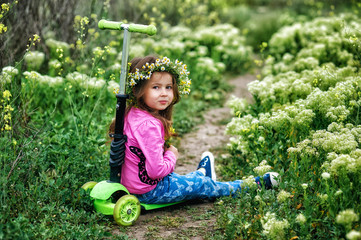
[81,181,97,191]
[113,194,141,226]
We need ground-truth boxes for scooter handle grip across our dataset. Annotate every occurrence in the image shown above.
[98,20,157,36]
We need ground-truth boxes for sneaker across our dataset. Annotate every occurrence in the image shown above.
[197,151,216,181]
[262,172,280,189]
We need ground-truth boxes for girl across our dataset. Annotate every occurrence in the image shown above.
[109,55,278,204]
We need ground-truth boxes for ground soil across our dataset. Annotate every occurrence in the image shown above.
[113,74,255,240]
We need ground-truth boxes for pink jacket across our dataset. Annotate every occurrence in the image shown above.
[120,107,177,194]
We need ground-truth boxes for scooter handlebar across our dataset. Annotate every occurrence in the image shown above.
[98,19,157,36]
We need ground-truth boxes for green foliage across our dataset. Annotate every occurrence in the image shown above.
[251,14,361,113]
[0,122,118,239]
[223,14,361,239]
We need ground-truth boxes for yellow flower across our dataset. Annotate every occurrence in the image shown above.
[4,113,11,121]
[113,88,119,94]
[4,105,13,111]
[109,40,118,47]
[76,39,85,49]
[3,90,11,100]
[1,3,10,12]
[33,34,40,43]
[0,23,7,33]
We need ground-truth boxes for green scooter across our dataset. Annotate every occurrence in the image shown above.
[81,19,180,226]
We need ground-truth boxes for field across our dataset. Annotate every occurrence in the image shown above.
[1,0,361,239]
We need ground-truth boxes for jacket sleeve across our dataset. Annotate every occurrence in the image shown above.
[134,119,177,180]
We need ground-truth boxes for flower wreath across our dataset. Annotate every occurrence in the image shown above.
[126,56,191,102]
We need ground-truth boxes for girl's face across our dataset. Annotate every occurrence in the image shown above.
[143,72,174,112]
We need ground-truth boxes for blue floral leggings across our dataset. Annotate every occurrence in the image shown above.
[135,171,261,204]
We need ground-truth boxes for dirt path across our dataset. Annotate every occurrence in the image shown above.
[114,74,255,240]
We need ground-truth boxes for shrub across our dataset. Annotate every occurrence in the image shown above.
[222,14,361,239]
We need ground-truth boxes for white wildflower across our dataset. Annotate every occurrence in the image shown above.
[2,66,18,76]
[254,160,272,176]
[24,51,45,70]
[241,175,258,190]
[296,213,307,224]
[319,193,328,202]
[277,190,291,203]
[107,80,119,94]
[321,172,331,180]
[227,95,248,116]
[336,209,359,226]
[335,189,343,196]
[346,230,361,240]
[261,212,290,240]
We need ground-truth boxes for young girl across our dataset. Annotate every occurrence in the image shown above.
[109,55,278,204]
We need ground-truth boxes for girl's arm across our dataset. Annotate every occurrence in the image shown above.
[135,120,177,180]
[165,145,179,159]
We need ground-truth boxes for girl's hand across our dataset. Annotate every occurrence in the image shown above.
[166,145,179,158]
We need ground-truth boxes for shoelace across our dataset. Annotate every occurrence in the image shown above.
[200,157,209,167]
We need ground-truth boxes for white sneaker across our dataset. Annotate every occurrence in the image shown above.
[263,172,280,189]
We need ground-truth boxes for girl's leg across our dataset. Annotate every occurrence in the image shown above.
[135,171,244,204]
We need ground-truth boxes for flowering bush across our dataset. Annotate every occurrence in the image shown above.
[1,66,18,84]
[1,90,13,132]
[223,14,361,239]
[192,24,253,73]
[251,64,358,111]
[24,51,45,71]
[45,38,70,59]
[261,212,290,240]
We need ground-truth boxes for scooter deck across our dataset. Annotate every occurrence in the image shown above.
[93,198,182,215]
[141,201,182,210]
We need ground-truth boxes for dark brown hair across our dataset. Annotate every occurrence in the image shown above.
[109,55,180,140]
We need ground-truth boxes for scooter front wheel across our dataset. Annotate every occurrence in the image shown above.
[113,194,141,226]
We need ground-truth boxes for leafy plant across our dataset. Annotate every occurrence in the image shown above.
[222,14,361,239]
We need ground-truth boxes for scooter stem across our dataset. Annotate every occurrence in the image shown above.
[109,28,131,183]
[119,27,130,94]
[98,20,157,183]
